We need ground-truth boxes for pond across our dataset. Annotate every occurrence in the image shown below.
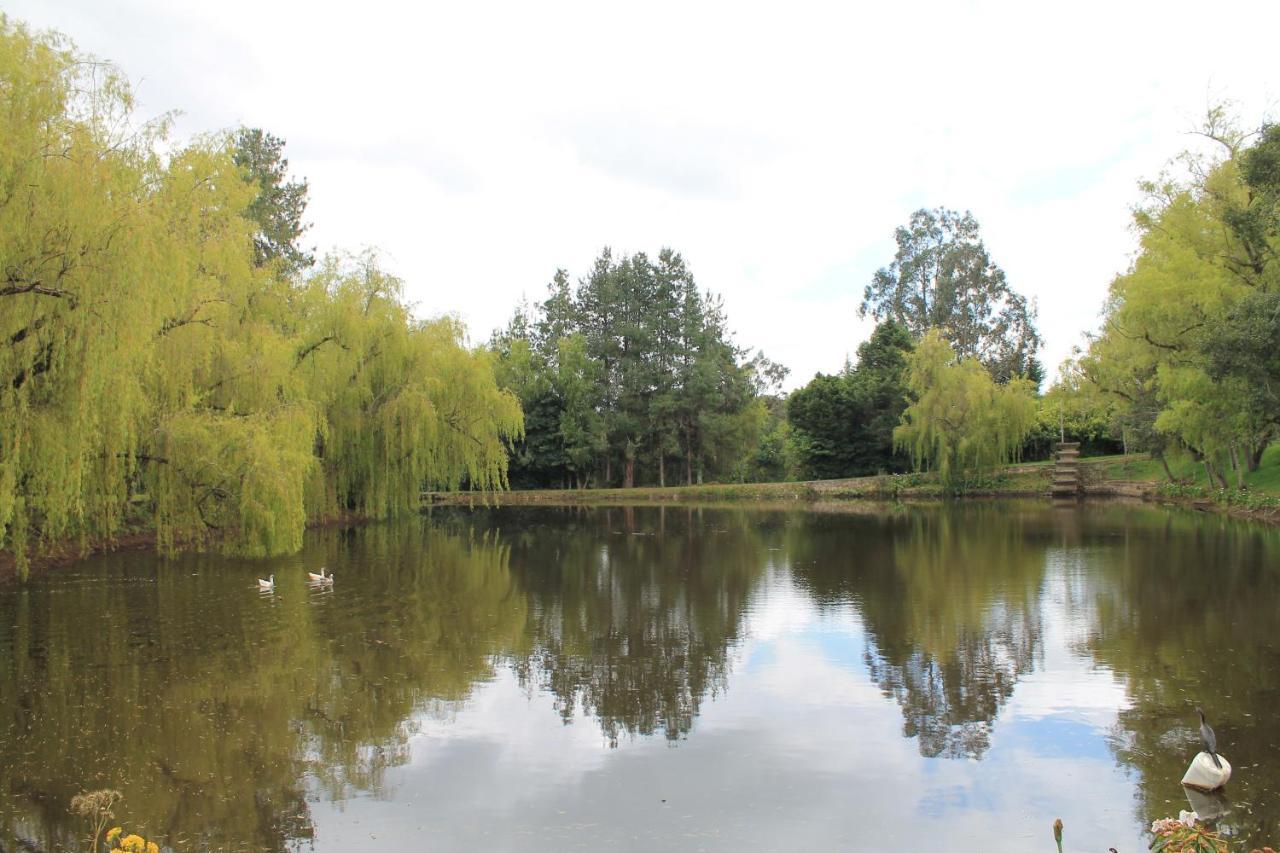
[1,501,1278,851]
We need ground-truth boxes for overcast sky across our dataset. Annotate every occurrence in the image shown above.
[9,0,1278,388]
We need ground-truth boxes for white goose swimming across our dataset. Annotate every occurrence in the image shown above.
[257,574,275,591]
[307,567,328,582]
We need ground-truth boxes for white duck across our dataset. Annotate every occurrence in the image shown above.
[307,567,328,582]
[257,574,275,591]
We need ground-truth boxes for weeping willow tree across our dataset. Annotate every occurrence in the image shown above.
[0,18,521,577]
[0,20,162,568]
[894,331,1037,490]
[294,253,522,522]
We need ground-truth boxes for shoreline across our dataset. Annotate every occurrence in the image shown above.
[0,510,373,585]
[428,462,1280,527]
[6,460,1278,583]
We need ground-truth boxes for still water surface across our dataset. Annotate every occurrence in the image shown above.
[1,501,1278,851]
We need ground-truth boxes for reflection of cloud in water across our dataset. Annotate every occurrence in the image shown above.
[316,570,1144,853]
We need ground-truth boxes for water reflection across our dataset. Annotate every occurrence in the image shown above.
[789,505,1046,759]
[497,506,767,746]
[1079,508,1280,846]
[0,524,524,851]
[0,502,1278,851]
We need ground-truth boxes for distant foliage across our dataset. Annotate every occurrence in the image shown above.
[0,20,520,575]
[894,332,1037,489]
[861,207,1041,382]
[492,250,783,488]
[787,321,914,479]
[1024,367,1125,461]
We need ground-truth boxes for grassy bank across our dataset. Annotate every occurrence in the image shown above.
[431,449,1280,525]
[429,455,1146,506]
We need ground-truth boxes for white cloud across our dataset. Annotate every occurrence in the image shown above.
[11,0,1279,386]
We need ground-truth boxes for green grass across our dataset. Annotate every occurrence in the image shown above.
[1248,444,1280,492]
[429,446,1280,508]
[1091,445,1280,494]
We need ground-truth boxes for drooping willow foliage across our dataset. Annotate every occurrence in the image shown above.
[894,331,1037,489]
[0,19,521,575]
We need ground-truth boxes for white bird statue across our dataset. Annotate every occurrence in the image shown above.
[307,567,328,582]
[257,574,275,591]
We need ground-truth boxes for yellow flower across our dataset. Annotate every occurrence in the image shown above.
[146,843,159,853]
[121,834,146,853]
[107,827,123,844]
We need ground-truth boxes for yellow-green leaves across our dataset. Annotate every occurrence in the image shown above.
[0,19,521,575]
[894,331,1037,490]
[1080,113,1280,485]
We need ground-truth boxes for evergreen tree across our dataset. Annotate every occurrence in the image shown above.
[232,127,314,275]
[491,247,771,488]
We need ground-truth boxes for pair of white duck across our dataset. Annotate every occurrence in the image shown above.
[257,568,333,590]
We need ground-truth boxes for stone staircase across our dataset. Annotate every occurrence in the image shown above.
[1051,442,1081,497]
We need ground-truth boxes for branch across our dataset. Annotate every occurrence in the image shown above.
[157,299,227,336]
[0,278,75,302]
[1142,332,1185,352]
[294,334,346,366]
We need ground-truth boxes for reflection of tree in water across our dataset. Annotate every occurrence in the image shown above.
[0,521,525,853]
[1080,507,1280,849]
[496,505,770,746]
[790,504,1046,758]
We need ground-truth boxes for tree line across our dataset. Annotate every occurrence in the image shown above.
[0,19,521,576]
[491,249,787,488]
[10,11,1270,580]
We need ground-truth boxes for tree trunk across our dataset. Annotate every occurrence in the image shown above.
[1204,459,1228,490]
[604,454,611,488]
[1230,446,1245,489]
[658,450,665,488]
[1157,452,1174,483]
[684,426,693,486]
[623,441,635,489]
[1247,441,1267,472]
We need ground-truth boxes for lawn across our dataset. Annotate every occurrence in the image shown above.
[1090,445,1280,494]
